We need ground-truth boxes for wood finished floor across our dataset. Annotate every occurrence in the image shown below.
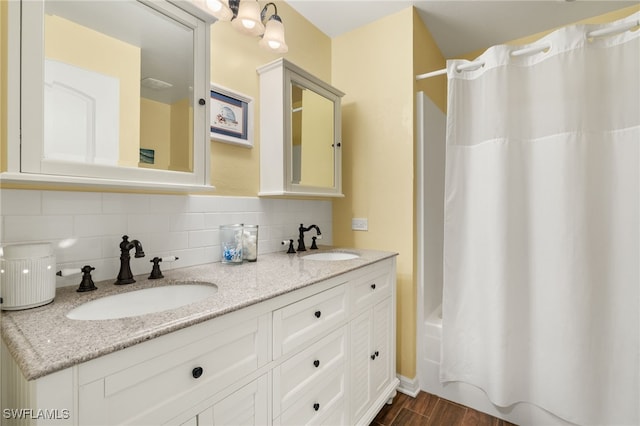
[371,391,518,426]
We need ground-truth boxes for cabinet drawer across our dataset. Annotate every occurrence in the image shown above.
[273,326,347,418]
[351,268,391,313]
[80,314,269,425]
[273,284,347,358]
[277,367,346,426]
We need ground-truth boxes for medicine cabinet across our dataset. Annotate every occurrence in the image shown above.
[257,58,345,197]
[2,0,215,190]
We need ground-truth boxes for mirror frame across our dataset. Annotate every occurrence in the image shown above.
[2,0,214,191]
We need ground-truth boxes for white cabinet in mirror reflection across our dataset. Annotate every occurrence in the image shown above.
[258,58,345,198]
[44,59,120,166]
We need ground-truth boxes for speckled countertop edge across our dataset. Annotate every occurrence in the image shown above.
[1,247,397,381]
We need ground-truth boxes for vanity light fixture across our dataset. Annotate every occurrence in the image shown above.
[205,0,288,53]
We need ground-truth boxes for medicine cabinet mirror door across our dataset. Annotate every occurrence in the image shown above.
[286,71,344,197]
[12,0,212,189]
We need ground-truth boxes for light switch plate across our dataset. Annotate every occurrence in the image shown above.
[352,218,368,231]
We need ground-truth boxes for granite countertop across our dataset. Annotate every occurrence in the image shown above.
[1,247,396,381]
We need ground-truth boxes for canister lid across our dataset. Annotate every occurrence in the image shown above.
[2,243,54,259]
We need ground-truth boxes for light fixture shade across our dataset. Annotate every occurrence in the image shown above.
[206,0,233,21]
[231,0,265,36]
[259,15,288,53]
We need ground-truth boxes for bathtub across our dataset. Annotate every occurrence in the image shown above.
[418,305,573,426]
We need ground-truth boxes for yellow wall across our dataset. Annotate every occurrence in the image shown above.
[300,89,334,187]
[170,98,193,172]
[413,11,447,114]
[139,98,171,170]
[209,1,331,195]
[332,7,416,378]
[45,15,141,167]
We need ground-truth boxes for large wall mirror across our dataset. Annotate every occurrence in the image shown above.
[4,0,213,189]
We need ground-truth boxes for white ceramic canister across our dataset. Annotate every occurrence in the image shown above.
[0,243,56,310]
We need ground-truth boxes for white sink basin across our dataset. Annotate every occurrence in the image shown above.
[303,252,359,261]
[66,283,218,320]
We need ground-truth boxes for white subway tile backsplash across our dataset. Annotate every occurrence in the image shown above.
[170,213,205,232]
[1,189,42,215]
[54,237,103,263]
[102,193,150,214]
[3,215,74,242]
[1,189,332,288]
[74,214,127,237]
[189,229,218,248]
[42,191,102,215]
[127,214,170,234]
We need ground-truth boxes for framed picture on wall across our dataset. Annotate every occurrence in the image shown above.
[210,83,254,148]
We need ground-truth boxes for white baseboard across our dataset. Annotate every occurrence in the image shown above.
[396,374,420,397]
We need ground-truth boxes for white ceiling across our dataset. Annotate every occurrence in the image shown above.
[284,0,638,58]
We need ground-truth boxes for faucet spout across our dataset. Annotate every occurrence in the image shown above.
[297,224,322,252]
[115,235,145,285]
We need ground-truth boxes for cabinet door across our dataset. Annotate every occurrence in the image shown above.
[180,375,269,426]
[371,297,393,397]
[350,297,394,425]
[194,374,269,426]
[350,309,373,422]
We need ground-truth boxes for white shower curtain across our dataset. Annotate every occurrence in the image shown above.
[441,13,639,426]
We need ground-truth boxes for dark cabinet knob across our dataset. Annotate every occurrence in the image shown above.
[192,366,204,379]
[375,351,379,357]
[313,403,320,411]
[198,98,206,105]
[314,310,321,318]
[313,359,320,368]
[371,354,376,360]
[371,283,376,290]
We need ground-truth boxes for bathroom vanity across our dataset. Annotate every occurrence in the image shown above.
[1,249,398,425]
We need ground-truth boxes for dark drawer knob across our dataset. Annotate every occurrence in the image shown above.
[314,310,321,318]
[192,366,204,379]
[313,403,320,411]
[313,359,320,368]
[198,98,206,105]
[371,353,376,360]
[375,350,380,357]
[371,283,376,290]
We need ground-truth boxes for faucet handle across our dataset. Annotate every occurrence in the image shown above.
[281,239,296,254]
[77,265,97,292]
[310,236,321,250]
[149,256,179,279]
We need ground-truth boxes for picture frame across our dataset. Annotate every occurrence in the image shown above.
[210,83,254,148]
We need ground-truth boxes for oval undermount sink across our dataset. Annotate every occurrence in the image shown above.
[66,283,218,320]
[303,252,359,261]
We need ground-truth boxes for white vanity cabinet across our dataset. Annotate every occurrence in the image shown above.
[1,257,397,426]
[257,58,345,198]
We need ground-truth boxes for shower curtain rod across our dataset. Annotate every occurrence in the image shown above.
[415,19,640,81]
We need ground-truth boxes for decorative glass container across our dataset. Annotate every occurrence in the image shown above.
[242,225,259,262]
[220,224,243,264]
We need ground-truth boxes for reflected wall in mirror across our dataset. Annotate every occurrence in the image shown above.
[43,0,194,173]
[291,83,335,188]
